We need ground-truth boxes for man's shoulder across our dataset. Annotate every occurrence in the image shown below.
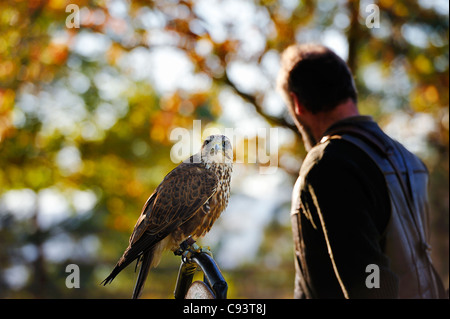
[300,138,365,177]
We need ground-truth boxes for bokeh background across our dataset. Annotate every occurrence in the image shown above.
[0,0,448,298]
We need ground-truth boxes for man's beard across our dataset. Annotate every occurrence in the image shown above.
[285,101,317,152]
[297,121,317,152]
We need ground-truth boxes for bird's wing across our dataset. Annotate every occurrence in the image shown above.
[101,162,218,287]
[129,162,218,246]
[129,163,217,299]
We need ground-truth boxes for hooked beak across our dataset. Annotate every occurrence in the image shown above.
[210,142,221,156]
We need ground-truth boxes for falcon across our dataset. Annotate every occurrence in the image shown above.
[101,135,233,298]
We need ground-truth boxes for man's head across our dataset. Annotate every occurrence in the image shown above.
[278,43,357,114]
[277,43,358,150]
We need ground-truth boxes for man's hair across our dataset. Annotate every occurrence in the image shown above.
[277,43,357,114]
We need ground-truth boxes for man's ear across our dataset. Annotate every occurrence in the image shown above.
[290,92,305,116]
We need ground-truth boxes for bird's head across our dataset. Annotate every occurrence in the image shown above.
[201,135,233,165]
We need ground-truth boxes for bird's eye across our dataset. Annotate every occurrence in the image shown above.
[204,139,211,145]
[222,140,226,148]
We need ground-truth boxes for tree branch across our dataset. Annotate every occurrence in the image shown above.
[221,70,300,137]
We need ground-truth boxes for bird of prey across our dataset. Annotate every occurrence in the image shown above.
[101,134,233,298]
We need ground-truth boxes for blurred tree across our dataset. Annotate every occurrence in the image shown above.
[0,0,448,298]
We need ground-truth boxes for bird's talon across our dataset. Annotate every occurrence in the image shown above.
[175,238,213,261]
[200,246,213,257]
[182,250,193,263]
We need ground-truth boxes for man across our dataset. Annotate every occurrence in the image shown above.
[277,43,446,298]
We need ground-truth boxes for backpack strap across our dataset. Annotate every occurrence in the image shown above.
[321,125,425,246]
[322,124,447,298]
